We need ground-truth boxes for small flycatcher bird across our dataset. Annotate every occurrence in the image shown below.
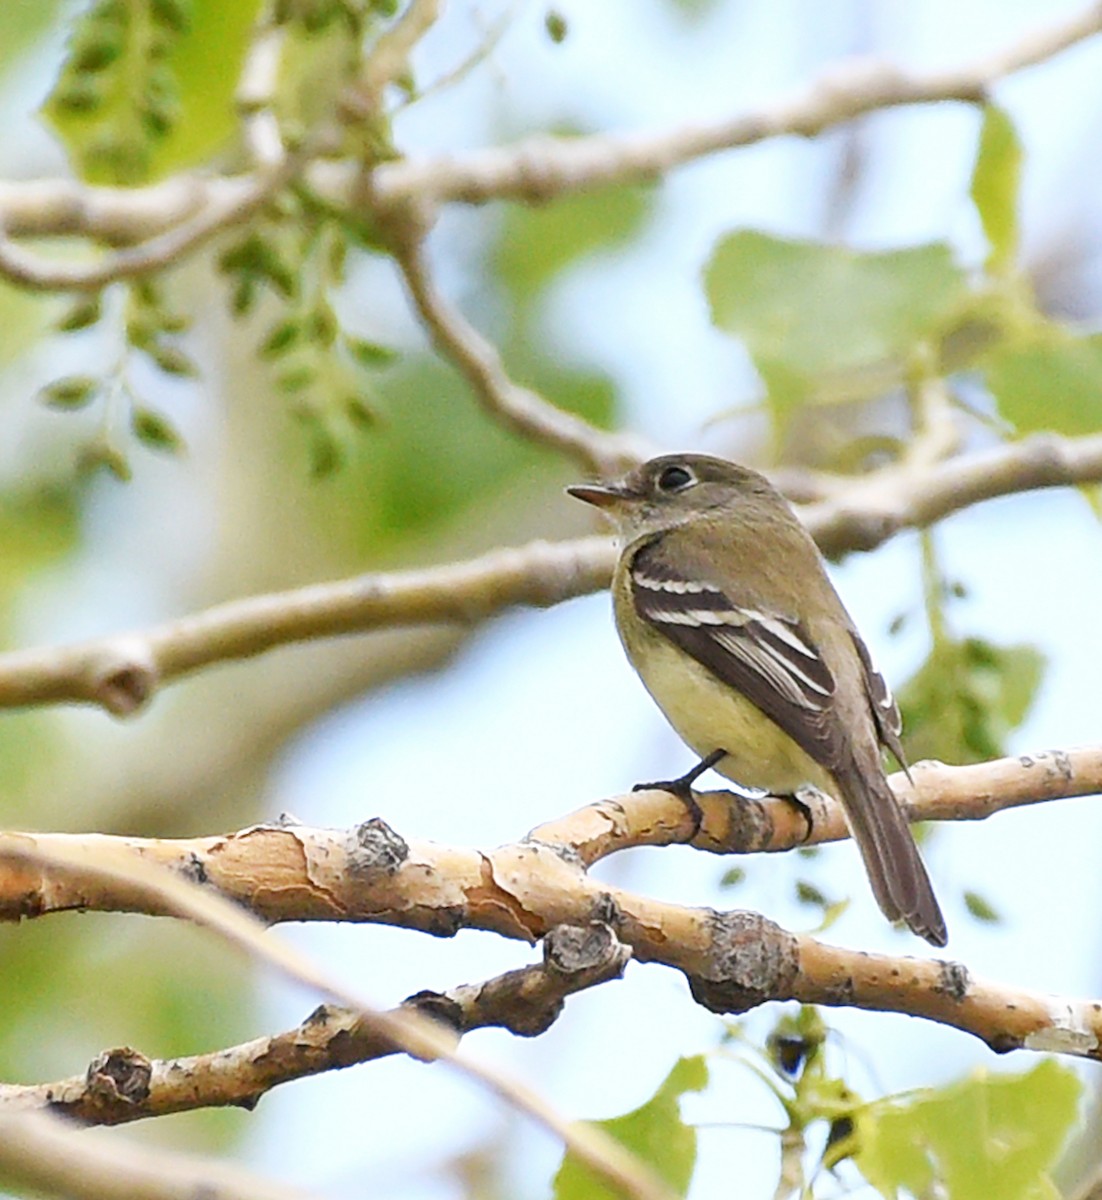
[567,453,947,947]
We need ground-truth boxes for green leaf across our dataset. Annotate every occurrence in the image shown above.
[856,1061,1081,1200]
[545,8,568,42]
[963,890,1002,924]
[719,866,745,888]
[131,406,183,453]
[147,0,264,177]
[343,395,377,429]
[79,440,132,481]
[553,1056,707,1200]
[795,880,829,908]
[306,421,343,479]
[899,637,1044,765]
[56,296,103,333]
[496,179,653,302]
[261,319,302,358]
[38,375,100,410]
[146,341,198,377]
[985,333,1102,437]
[345,336,398,369]
[42,0,192,184]
[971,105,1022,275]
[703,231,968,428]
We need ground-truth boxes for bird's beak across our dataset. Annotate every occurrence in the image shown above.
[565,481,632,509]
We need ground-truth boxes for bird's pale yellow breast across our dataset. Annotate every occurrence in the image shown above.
[612,561,833,794]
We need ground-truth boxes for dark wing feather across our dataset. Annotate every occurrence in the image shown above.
[630,544,843,771]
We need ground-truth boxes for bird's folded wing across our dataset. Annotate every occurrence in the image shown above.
[629,543,842,768]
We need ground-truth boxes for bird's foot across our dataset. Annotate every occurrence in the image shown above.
[783,784,829,844]
[632,749,726,836]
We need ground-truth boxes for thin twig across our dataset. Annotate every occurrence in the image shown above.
[0,154,305,293]
[358,0,442,107]
[368,1,1102,212]
[385,227,652,475]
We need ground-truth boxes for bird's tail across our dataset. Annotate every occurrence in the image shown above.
[836,763,947,947]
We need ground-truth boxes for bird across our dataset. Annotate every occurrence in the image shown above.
[567,452,947,947]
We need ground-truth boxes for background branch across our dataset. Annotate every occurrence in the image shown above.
[0,837,672,1200]
[0,3,1098,280]
[0,431,1098,717]
[0,923,630,1126]
[384,223,652,475]
[0,1109,313,1200]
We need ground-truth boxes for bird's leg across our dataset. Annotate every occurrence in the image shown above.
[632,749,727,835]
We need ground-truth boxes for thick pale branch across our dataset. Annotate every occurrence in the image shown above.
[4,747,1101,1060]
[0,923,629,1126]
[532,747,1102,865]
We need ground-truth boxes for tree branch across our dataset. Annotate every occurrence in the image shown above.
[0,1109,315,1200]
[371,2,1102,212]
[799,431,1102,558]
[383,219,652,476]
[4,747,1101,1061]
[2,3,1100,276]
[0,836,672,1200]
[0,431,1098,718]
[0,535,615,714]
[0,923,629,1126]
[530,746,1102,865]
[0,154,304,293]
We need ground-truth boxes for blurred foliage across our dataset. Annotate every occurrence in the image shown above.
[0,914,254,1150]
[150,0,264,175]
[704,104,1102,452]
[898,531,1044,765]
[963,889,1002,923]
[720,1006,863,1192]
[42,0,263,183]
[42,0,194,184]
[37,279,193,479]
[900,635,1044,765]
[552,1054,707,1200]
[494,179,654,305]
[713,1009,1082,1199]
[855,1060,1081,1200]
[971,103,1022,277]
[986,334,1102,437]
[705,232,968,433]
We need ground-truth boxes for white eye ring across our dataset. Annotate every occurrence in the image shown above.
[656,464,696,492]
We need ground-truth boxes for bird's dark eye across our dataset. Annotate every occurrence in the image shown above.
[656,464,695,492]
